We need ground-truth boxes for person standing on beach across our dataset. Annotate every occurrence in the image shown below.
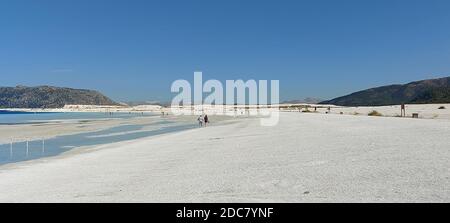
[197,115,204,127]
[204,114,209,127]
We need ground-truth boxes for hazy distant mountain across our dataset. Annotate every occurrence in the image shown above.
[320,76,450,106]
[282,97,324,104]
[0,85,119,108]
[124,100,162,106]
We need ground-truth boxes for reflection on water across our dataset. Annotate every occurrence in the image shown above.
[0,119,195,165]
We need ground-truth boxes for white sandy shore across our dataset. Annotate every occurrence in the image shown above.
[0,116,161,144]
[0,114,231,144]
[282,103,450,119]
[0,112,449,202]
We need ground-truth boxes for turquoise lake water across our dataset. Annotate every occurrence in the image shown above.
[0,112,195,165]
[0,110,138,124]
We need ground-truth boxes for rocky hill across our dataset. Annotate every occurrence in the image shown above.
[0,85,119,108]
[320,76,450,106]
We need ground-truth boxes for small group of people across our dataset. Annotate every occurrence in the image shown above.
[197,114,209,127]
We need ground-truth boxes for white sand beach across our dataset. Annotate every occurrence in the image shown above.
[0,116,158,144]
[0,111,449,202]
[282,103,450,119]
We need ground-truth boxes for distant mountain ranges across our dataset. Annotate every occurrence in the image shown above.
[0,86,119,108]
[124,100,162,107]
[320,76,450,106]
[282,97,324,104]
[1,76,449,108]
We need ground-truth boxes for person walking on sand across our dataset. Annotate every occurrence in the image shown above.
[197,115,204,127]
[204,114,209,127]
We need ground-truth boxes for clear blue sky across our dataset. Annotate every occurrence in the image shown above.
[1,0,450,102]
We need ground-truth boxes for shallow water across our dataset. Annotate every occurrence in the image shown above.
[0,111,148,125]
[0,112,196,165]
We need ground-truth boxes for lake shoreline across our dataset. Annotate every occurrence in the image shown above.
[0,112,237,166]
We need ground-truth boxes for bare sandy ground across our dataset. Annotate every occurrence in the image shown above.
[0,112,449,202]
[286,103,450,119]
[0,116,161,144]
[0,114,230,144]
